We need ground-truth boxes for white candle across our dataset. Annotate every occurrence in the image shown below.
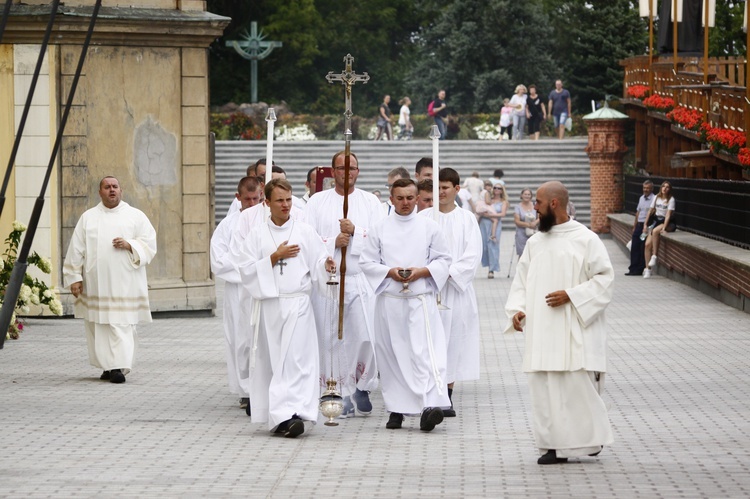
[429,125,440,221]
[265,108,277,186]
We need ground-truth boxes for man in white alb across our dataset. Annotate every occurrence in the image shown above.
[210,176,262,409]
[305,151,384,417]
[423,168,482,417]
[236,179,334,438]
[63,176,157,384]
[360,178,452,432]
[505,181,614,464]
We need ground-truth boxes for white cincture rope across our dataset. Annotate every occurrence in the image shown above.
[383,292,444,395]
[249,293,306,370]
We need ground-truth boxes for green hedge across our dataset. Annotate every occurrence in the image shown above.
[210,112,587,140]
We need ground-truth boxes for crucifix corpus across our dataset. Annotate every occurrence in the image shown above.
[226,22,282,103]
[326,54,369,340]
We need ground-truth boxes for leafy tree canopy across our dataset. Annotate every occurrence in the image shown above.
[206,0,743,115]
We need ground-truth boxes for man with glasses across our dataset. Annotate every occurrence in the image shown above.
[305,151,384,418]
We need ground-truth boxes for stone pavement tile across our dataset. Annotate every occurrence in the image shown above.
[1,237,749,497]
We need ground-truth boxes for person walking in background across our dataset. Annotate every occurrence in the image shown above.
[514,188,539,258]
[510,85,528,140]
[526,85,546,141]
[499,98,514,140]
[433,89,448,140]
[397,97,413,140]
[63,176,157,384]
[375,94,393,141]
[548,80,572,140]
[462,171,485,210]
[477,182,508,278]
[489,169,505,187]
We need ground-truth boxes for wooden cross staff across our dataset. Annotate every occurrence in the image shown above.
[326,54,369,340]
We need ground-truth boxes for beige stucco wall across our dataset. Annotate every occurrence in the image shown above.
[59,44,215,313]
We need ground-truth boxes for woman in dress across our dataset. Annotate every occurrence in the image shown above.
[478,182,508,278]
[397,96,413,140]
[643,181,676,278]
[514,188,539,257]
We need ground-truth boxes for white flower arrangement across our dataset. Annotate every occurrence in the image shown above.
[275,124,317,141]
[2,221,63,340]
[474,123,501,141]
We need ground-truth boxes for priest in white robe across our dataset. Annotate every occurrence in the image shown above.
[360,179,452,432]
[505,181,614,465]
[305,151,384,418]
[422,168,482,417]
[63,176,157,384]
[237,179,334,438]
[210,176,262,408]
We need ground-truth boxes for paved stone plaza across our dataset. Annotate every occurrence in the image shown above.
[1,238,749,498]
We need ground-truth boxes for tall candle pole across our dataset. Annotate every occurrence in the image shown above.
[429,125,441,221]
[265,108,276,186]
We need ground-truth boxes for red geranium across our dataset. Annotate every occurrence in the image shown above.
[666,106,704,132]
[738,147,750,166]
[642,94,675,113]
[705,126,746,155]
[626,85,650,100]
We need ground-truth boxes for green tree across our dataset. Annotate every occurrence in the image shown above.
[407,0,556,114]
[709,0,745,56]
[545,0,648,113]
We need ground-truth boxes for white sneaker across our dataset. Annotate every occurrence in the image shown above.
[648,255,658,267]
[643,268,651,279]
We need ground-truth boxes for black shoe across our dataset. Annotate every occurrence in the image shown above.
[386,412,404,429]
[284,416,304,438]
[109,369,126,384]
[245,401,252,417]
[100,371,111,380]
[420,407,444,432]
[624,272,642,276]
[443,407,457,417]
[537,450,568,465]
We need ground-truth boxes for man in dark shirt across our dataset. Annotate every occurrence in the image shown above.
[548,80,571,139]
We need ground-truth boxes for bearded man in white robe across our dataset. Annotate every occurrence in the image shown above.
[63,176,157,384]
[505,181,614,465]
[305,151,384,418]
[421,168,482,417]
[360,179,452,432]
[236,179,334,438]
[210,176,261,409]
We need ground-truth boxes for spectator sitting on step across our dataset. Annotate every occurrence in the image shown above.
[642,180,676,279]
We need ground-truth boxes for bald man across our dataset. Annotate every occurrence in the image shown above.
[504,181,615,465]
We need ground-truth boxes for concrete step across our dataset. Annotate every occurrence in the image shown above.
[214,139,592,230]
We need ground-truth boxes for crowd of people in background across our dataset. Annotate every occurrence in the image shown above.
[373,81,571,142]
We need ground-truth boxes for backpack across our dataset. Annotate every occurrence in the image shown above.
[427,100,436,117]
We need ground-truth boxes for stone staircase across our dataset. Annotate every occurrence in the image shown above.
[214,138,591,230]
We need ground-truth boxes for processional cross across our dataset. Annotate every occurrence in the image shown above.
[326,54,369,340]
[226,22,282,103]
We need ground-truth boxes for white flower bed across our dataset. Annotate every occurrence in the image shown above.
[275,124,317,141]
[474,122,501,140]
